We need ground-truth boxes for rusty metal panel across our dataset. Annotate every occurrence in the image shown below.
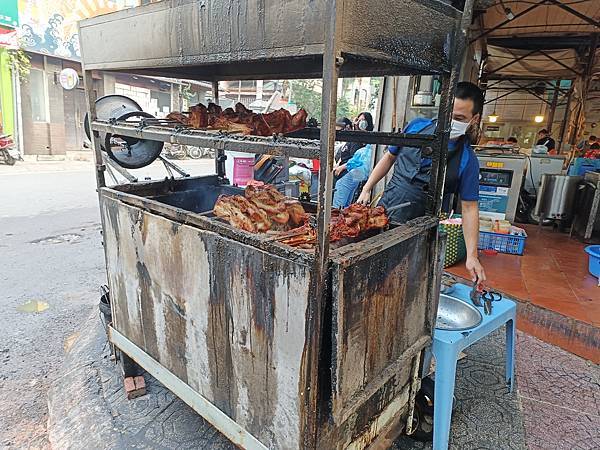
[329,230,434,423]
[340,0,457,72]
[100,193,311,448]
[79,0,459,77]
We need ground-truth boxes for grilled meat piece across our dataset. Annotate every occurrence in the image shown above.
[210,116,253,134]
[169,102,308,137]
[289,109,308,133]
[281,204,389,248]
[213,195,271,233]
[188,104,208,128]
[285,199,308,226]
[213,184,307,233]
[263,109,292,135]
[245,184,290,224]
[166,111,189,125]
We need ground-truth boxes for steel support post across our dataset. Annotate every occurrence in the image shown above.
[83,70,106,189]
[429,0,475,216]
[212,80,226,179]
[546,82,560,133]
[558,85,573,151]
[300,1,341,447]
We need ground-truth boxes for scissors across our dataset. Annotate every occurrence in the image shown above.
[482,289,502,315]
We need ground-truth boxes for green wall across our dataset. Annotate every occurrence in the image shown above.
[0,48,14,135]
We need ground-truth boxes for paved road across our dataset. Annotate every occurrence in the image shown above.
[0,159,212,449]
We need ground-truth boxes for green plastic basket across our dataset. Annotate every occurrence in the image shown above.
[439,214,466,268]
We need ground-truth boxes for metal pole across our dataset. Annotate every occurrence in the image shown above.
[429,0,475,216]
[301,0,340,447]
[557,85,573,152]
[212,80,226,179]
[83,70,106,189]
[570,33,598,145]
[546,81,560,134]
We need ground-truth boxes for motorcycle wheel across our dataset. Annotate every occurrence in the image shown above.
[187,147,203,159]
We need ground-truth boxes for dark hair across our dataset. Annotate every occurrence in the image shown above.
[539,129,549,134]
[455,81,484,116]
[507,136,518,143]
[590,135,597,141]
[337,117,352,128]
[358,111,374,131]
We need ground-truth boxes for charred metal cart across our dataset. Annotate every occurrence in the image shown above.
[79,0,472,448]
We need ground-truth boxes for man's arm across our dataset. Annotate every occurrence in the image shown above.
[357,151,397,204]
[461,200,486,282]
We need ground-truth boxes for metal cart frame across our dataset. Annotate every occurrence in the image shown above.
[79,0,474,447]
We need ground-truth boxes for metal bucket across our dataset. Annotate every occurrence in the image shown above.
[534,174,582,220]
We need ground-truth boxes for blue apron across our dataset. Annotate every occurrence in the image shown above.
[379,119,467,222]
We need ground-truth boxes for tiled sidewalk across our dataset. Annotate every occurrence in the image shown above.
[517,332,600,450]
[447,224,599,362]
[49,315,600,449]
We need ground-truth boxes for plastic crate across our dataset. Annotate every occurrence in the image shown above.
[568,158,600,176]
[478,230,527,255]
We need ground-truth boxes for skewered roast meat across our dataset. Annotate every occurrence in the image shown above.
[167,102,308,137]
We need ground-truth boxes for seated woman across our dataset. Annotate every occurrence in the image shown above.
[332,144,373,208]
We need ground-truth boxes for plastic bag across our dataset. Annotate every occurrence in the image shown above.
[345,144,373,181]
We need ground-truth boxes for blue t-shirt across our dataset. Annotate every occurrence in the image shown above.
[388,119,479,202]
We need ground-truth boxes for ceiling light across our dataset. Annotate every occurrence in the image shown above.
[488,114,498,123]
[534,115,544,123]
[504,7,515,20]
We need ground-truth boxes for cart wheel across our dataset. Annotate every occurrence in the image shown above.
[408,396,433,442]
[407,376,457,442]
[187,146,203,159]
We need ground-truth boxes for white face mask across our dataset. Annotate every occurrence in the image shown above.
[358,119,369,131]
[450,119,470,140]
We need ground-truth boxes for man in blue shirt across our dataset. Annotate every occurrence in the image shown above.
[357,82,486,282]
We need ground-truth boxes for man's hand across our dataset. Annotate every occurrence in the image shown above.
[465,256,486,282]
[357,189,371,205]
[334,165,344,177]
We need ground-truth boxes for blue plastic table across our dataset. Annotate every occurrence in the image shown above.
[423,283,517,450]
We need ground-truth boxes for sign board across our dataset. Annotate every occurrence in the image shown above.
[0,0,18,29]
[0,28,18,49]
[59,68,79,90]
[233,157,255,186]
[486,125,500,131]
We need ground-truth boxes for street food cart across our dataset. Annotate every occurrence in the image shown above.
[79,0,471,447]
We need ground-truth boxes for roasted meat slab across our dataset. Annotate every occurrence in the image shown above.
[213,184,307,233]
[213,185,388,250]
[167,102,308,137]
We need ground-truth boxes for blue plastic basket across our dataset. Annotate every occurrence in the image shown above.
[568,158,600,176]
[478,230,527,255]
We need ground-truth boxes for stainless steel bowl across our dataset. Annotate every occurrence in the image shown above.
[436,293,483,331]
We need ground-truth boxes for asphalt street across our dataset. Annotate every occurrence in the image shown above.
[0,158,212,449]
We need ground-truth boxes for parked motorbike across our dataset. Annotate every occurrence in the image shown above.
[0,134,21,166]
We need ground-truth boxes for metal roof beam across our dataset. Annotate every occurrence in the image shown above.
[485,49,540,75]
[487,35,592,50]
[538,49,583,76]
[470,0,547,43]
[546,0,600,29]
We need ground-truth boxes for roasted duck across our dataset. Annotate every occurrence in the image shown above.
[167,102,308,137]
[214,185,388,249]
[213,183,308,233]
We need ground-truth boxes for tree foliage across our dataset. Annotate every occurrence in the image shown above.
[290,79,373,124]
